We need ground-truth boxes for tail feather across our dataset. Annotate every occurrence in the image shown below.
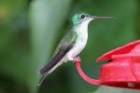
[38,60,64,86]
[38,73,49,86]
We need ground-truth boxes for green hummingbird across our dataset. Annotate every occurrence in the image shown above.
[38,12,112,85]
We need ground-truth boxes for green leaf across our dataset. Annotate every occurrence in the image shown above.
[29,0,72,92]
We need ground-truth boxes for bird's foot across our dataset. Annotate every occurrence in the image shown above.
[74,57,81,63]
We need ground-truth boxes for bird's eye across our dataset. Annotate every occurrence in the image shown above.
[80,15,85,19]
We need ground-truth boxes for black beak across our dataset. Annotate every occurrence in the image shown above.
[91,16,113,20]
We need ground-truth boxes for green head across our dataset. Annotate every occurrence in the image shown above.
[71,12,112,25]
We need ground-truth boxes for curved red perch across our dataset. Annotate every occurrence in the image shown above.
[74,40,140,89]
[74,60,100,85]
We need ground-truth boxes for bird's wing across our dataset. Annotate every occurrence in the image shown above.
[38,31,77,85]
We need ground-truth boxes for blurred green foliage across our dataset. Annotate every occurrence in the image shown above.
[0,0,140,93]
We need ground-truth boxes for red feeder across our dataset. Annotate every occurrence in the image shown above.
[75,40,140,89]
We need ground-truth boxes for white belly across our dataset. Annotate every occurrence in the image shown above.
[66,30,88,61]
[69,38,87,58]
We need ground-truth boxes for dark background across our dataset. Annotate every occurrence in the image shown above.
[0,0,140,93]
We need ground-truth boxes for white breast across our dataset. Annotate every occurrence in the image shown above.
[66,20,91,61]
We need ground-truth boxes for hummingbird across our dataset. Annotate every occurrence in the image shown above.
[38,12,112,85]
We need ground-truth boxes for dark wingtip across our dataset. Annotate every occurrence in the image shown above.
[39,62,52,75]
[39,68,45,75]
